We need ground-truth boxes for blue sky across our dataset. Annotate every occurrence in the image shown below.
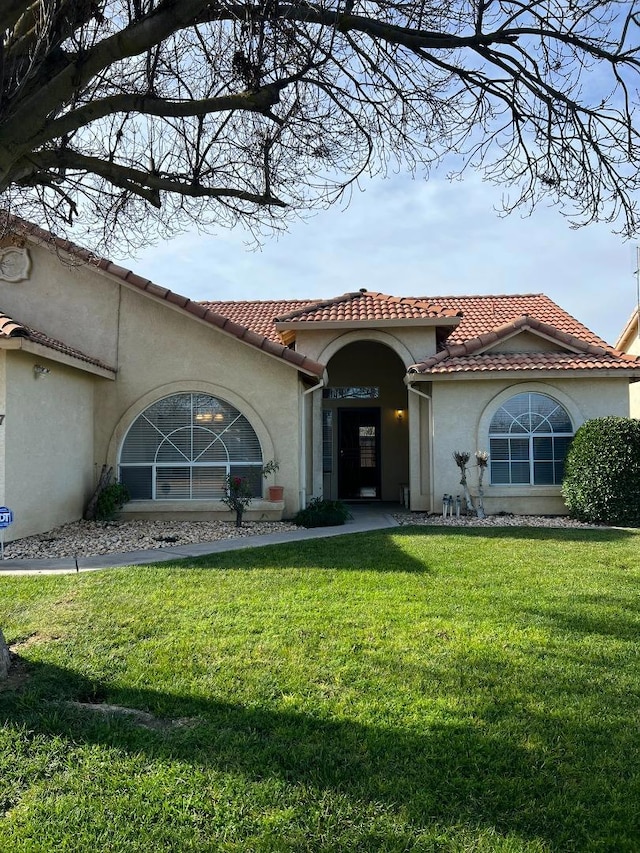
[119,171,639,347]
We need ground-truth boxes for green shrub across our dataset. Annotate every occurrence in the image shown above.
[561,417,640,526]
[96,481,130,521]
[293,498,352,528]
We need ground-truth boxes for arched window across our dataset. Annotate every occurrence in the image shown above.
[489,392,573,485]
[119,393,263,500]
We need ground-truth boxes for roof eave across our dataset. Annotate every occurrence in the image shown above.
[407,367,640,381]
[0,337,117,378]
[12,218,319,378]
[615,309,640,351]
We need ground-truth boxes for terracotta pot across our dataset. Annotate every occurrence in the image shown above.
[268,485,284,502]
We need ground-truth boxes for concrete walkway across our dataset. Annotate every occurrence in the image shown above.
[0,504,401,575]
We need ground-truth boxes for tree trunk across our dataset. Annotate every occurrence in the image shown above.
[0,629,11,680]
[84,464,113,520]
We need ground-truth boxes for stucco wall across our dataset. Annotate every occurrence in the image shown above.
[4,352,95,540]
[0,242,120,368]
[296,326,437,367]
[430,376,631,515]
[98,286,303,516]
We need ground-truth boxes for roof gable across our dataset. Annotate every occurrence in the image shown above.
[7,217,324,379]
[409,315,640,375]
[616,307,640,352]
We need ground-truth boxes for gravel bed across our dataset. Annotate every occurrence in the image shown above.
[3,512,604,561]
[3,519,299,560]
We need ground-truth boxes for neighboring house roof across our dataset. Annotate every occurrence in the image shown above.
[616,307,640,351]
[408,315,639,376]
[6,217,324,379]
[0,310,117,376]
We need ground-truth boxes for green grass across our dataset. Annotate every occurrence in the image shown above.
[1,526,639,852]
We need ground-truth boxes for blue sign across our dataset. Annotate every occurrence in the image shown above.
[0,507,13,528]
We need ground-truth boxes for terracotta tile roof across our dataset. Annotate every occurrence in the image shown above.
[0,310,116,372]
[0,312,28,338]
[412,352,640,374]
[409,315,640,375]
[200,299,319,342]
[421,293,611,348]
[7,217,324,378]
[8,217,633,380]
[273,290,463,324]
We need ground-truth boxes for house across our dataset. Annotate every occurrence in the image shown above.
[1,219,639,542]
[616,307,640,417]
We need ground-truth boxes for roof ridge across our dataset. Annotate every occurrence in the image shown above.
[274,291,363,322]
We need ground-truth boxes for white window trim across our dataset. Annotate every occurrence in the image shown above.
[477,383,583,491]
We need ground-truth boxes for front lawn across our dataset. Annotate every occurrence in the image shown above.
[1,526,639,852]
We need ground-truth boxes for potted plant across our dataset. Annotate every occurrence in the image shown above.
[262,459,283,502]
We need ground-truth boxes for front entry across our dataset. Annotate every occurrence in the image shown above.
[338,408,381,499]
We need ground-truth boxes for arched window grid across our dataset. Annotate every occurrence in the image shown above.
[119,393,264,501]
[489,392,573,486]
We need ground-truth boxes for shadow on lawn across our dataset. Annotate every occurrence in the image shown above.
[153,524,636,575]
[1,656,637,850]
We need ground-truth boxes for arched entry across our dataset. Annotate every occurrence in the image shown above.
[323,341,408,501]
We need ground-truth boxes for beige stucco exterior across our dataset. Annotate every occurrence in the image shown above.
[1,235,639,541]
[0,240,312,540]
[424,376,631,515]
[4,350,95,539]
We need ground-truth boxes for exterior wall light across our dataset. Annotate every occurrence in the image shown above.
[395,409,404,422]
[33,364,51,378]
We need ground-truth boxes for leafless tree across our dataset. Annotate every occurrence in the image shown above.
[1,1,639,252]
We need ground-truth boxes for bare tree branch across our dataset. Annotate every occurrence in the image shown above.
[1,0,639,252]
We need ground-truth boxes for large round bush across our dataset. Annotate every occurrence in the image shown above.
[562,417,640,526]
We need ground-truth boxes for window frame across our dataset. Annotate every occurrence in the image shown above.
[488,392,574,487]
[118,392,264,501]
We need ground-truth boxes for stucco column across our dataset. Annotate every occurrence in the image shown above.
[299,382,324,508]
[407,381,432,512]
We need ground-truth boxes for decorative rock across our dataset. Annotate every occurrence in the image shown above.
[1,513,603,564]
[3,519,299,560]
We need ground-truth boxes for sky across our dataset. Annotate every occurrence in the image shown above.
[117,170,640,348]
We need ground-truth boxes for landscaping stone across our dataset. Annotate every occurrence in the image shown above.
[3,519,298,560]
[1,512,603,564]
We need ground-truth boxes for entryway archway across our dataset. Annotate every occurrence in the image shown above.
[322,340,408,501]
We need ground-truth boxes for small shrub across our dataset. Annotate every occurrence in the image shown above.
[561,417,640,526]
[96,481,130,521]
[221,475,253,527]
[293,498,352,528]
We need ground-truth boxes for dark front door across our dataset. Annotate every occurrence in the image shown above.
[338,408,381,499]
